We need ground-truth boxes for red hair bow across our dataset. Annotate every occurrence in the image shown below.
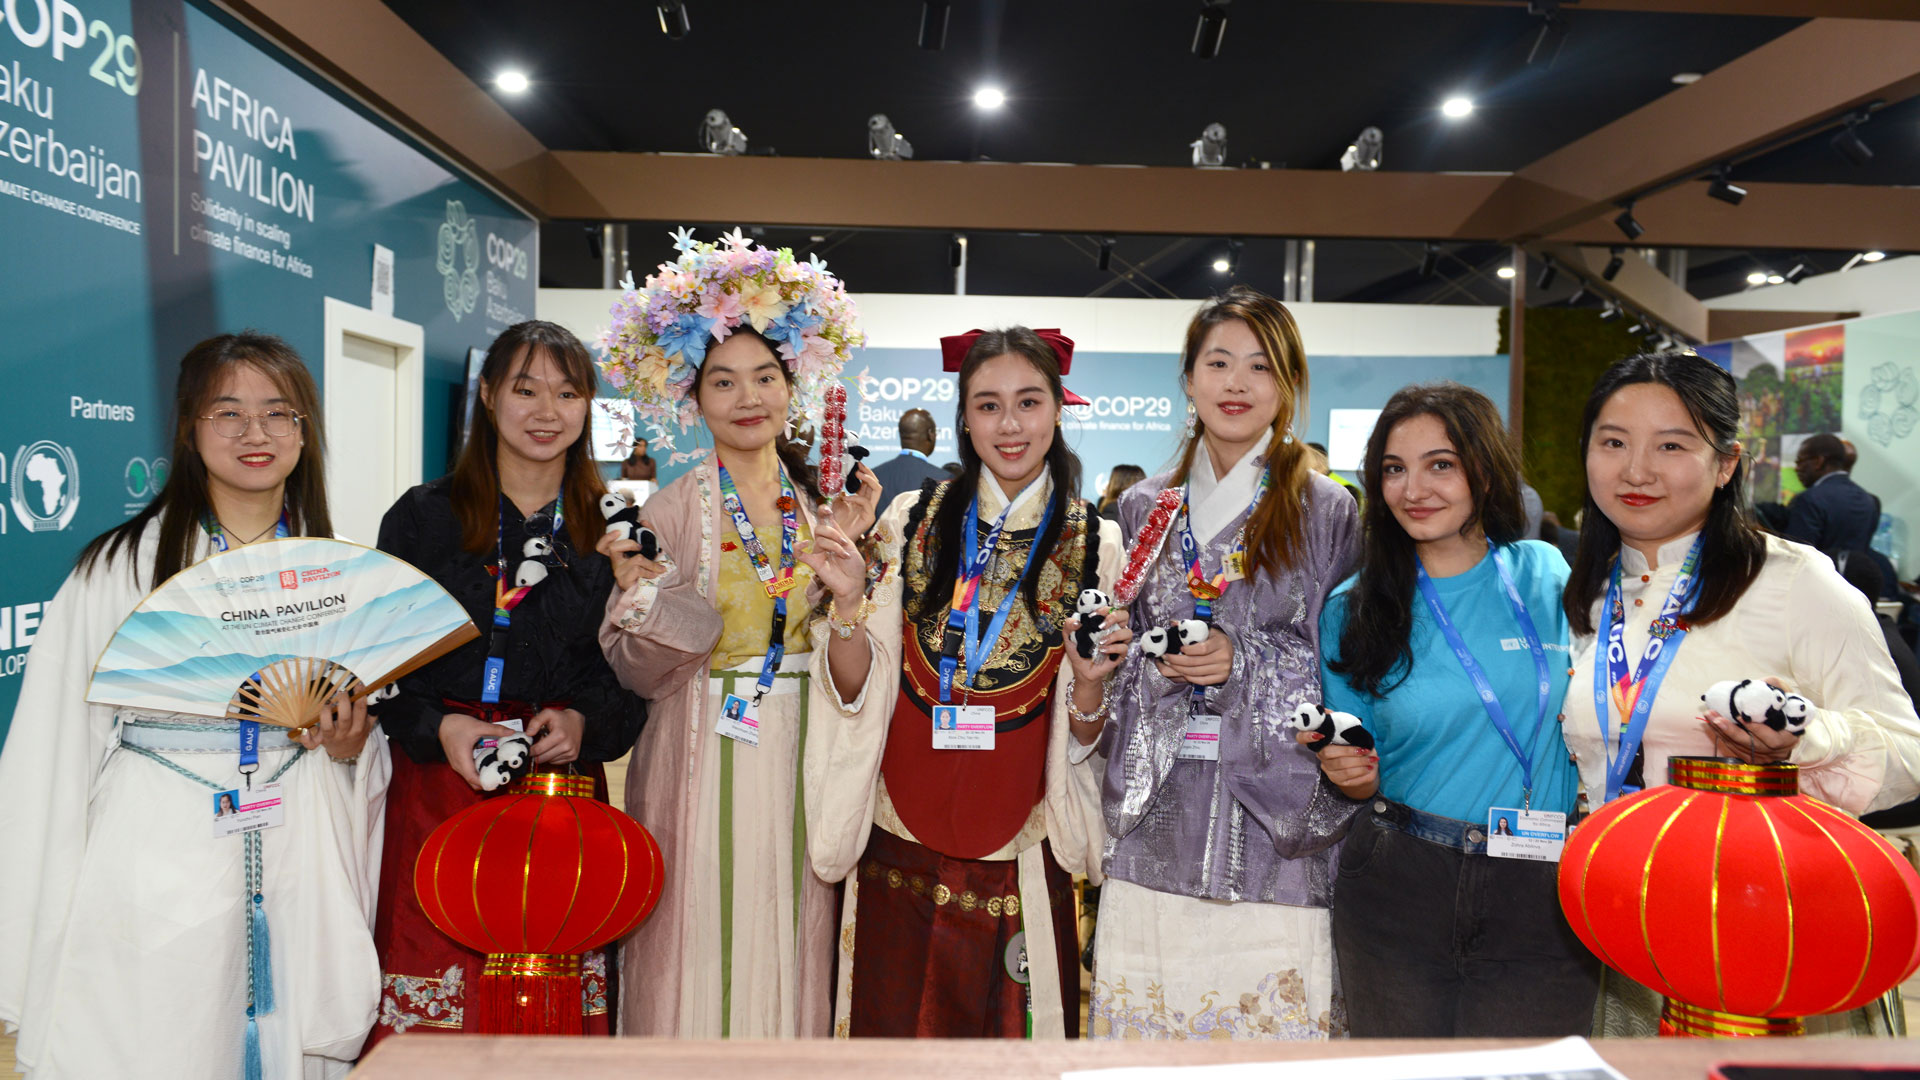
[937,328,1089,406]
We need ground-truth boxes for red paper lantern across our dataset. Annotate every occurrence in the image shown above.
[415,772,664,1033]
[1560,757,1920,1037]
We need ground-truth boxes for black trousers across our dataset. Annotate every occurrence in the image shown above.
[1332,800,1601,1037]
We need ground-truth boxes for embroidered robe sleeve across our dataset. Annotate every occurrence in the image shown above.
[802,490,916,884]
[600,480,724,702]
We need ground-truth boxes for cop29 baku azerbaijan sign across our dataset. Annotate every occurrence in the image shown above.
[0,0,538,745]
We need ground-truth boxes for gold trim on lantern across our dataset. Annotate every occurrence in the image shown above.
[1753,800,1797,1016]
[1639,791,1699,996]
[1573,790,1671,979]
[1668,757,1799,797]
[1780,798,1875,1014]
[514,771,597,798]
[483,953,583,979]
[1710,797,1729,1011]
[1661,999,1802,1038]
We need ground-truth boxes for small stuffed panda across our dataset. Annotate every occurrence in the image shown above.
[1288,702,1375,752]
[473,733,534,792]
[842,441,872,495]
[599,492,659,560]
[523,536,552,560]
[514,561,549,588]
[1702,678,1812,736]
[1140,619,1210,659]
[1073,589,1115,660]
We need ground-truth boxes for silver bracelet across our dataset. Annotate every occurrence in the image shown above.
[1065,676,1113,725]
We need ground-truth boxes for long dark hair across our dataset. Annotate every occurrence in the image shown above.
[1565,351,1765,636]
[1173,286,1313,580]
[1331,382,1525,697]
[1098,464,1146,514]
[691,327,822,502]
[449,320,608,556]
[911,327,1082,622]
[78,332,331,587]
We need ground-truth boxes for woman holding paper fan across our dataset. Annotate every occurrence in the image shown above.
[363,319,646,1047]
[1314,383,1594,1037]
[1089,287,1359,1041]
[594,229,876,1038]
[0,332,387,1079]
[797,325,1124,1039]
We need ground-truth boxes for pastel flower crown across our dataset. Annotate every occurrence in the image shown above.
[598,227,865,451]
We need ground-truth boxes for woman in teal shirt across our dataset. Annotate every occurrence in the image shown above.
[1310,382,1597,1036]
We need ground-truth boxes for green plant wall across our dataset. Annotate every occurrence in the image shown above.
[1501,307,1649,522]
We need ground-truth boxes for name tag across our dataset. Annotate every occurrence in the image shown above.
[1487,807,1566,862]
[1178,714,1222,761]
[213,782,285,838]
[932,704,995,751]
[1222,551,1247,582]
[717,693,761,747]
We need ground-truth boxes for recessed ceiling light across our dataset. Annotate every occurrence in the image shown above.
[495,70,531,94]
[1496,266,1516,279]
[1441,96,1474,119]
[1863,250,1887,262]
[1747,271,1769,286]
[1767,274,1785,285]
[1212,257,1231,273]
[1672,72,1703,85]
[973,86,1006,110]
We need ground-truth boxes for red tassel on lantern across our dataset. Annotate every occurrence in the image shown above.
[415,772,664,1034]
[1560,757,1920,1037]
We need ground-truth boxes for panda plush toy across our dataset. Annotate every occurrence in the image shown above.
[599,492,659,560]
[839,440,872,496]
[1140,619,1210,659]
[473,733,534,792]
[1073,589,1115,660]
[1288,702,1375,752]
[1701,678,1812,736]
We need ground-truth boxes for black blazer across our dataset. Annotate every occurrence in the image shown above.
[1784,472,1878,556]
[871,452,950,508]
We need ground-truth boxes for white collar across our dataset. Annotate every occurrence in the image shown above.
[1620,530,1702,576]
[980,469,1050,529]
[1813,470,1846,488]
[1187,440,1265,547]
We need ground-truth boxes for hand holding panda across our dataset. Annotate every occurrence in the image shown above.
[1063,589,1133,693]
[1289,702,1380,799]
[1700,676,1809,764]
[599,492,659,561]
[473,733,534,792]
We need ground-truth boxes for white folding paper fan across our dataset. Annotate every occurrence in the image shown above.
[88,537,479,732]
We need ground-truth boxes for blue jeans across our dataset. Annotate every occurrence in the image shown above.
[1332,799,1600,1037]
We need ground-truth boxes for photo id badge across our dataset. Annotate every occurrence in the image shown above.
[212,782,286,838]
[716,693,761,747]
[1486,807,1567,862]
[932,704,995,751]
[1222,551,1247,582]
[1178,714,1222,761]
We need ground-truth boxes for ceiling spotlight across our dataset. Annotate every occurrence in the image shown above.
[1526,1,1569,67]
[918,1,950,50]
[972,86,1006,110]
[1212,257,1231,274]
[1672,72,1703,85]
[1340,127,1383,172]
[1602,246,1625,282]
[1419,241,1440,279]
[1830,110,1874,167]
[867,114,913,160]
[1613,203,1644,241]
[1497,266,1517,280]
[1706,166,1746,206]
[495,70,530,95]
[949,234,966,269]
[1536,257,1558,290]
[1784,262,1812,284]
[1566,283,1589,305]
[1097,236,1116,272]
[1192,1,1230,60]
[1767,274,1785,285]
[1191,122,1228,167]
[1653,333,1674,351]
[1863,250,1887,262]
[699,109,747,155]
[1598,302,1621,322]
[656,2,691,39]
[1746,271,1770,286]
[1627,317,1648,336]
[1441,96,1474,120]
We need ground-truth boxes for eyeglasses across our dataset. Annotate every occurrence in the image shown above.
[523,511,568,568]
[200,409,303,438]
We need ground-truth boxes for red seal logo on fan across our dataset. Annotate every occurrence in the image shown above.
[279,570,298,590]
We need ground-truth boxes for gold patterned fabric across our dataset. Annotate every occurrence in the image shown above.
[714,521,815,669]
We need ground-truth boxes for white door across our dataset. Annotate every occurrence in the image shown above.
[323,298,424,547]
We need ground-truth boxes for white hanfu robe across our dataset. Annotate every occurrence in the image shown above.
[0,528,391,1079]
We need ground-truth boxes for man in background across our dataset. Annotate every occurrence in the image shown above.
[1785,432,1878,556]
[871,408,948,504]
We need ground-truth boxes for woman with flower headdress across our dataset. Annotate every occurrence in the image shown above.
[597,228,878,1038]
[797,326,1127,1039]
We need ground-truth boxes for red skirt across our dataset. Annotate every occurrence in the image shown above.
[849,826,1079,1038]
[362,749,612,1050]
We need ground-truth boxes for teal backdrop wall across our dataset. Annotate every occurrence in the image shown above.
[0,0,537,745]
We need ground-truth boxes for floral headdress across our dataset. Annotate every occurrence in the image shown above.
[598,227,864,453]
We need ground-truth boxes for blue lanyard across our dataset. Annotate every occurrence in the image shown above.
[1591,536,1704,804]
[1415,543,1553,808]
[717,465,797,703]
[483,494,564,704]
[938,488,1053,704]
[206,514,289,777]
